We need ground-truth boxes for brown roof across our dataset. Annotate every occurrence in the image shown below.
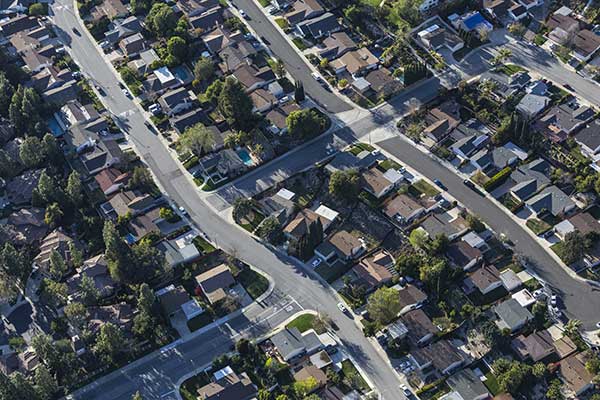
[446,241,482,268]
[384,194,423,219]
[157,285,191,315]
[95,167,130,193]
[361,167,392,196]
[331,48,378,75]
[553,335,577,359]
[573,29,600,57]
[88,303,134,334]
[197,371,257,400]
[250,88,276,110]
[327,230,362,258]
[320,31,356,58]
[352,250,394,288]
[195,263,235,303]
[511,330,555,362]
[560,353,594,394]
[546,14,579,31]
[397,284,427,310]
[493,395,514,400]
[109,190,153,217]
[467,264,500,292]
[568,212,600,235]
[401,309,437,340]
[293,365,327,387]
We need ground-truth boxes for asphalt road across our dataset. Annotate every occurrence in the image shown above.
[229,0,353,113]
[51,1,407,399]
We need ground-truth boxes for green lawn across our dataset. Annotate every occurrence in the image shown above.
[484,373,500,395]
[258,0,270,5]
[412,179,440,196]
[286,313,324,333]
[274,17,289,29]
[349,142,375,155]
[236,268,269,299]
[498,64,526,76]
[534,33,546,46]
[292,37,307,50]
[239,211,265,233]
[378,159,402,172]
[315,261,351,283]
[192,236,216,254]
[341,360,369,392]
[526,218,551,235]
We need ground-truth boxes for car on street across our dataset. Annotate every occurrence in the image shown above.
[433,179,447,190]
[311,72,324,83]
[550,295,558,306]
[72,27,81,36]
[596,321,600,329]
[563,84,574,91]
[239,9,248,19]
[122,88,131,98]
[95,85,106,96]
[179,206,188,216]
[400,384,412,396]
[463,179,483,194]
[149,103,161,115]
[337,302,348,314]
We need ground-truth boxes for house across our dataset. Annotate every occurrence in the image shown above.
[534,103,595,143]
[188,4,226,31]
[218,40,257,73]
[94,167,130,196]
[0,15,40,37]
[119,33,146,56]
[499,269,522,292]
[384,194,425,224]
[576,119,600,166]
[516,81,550,117]
[156,284,203,321]
[330,48,379,76]
[270,327,323,362]
[364,68,401,99]
[450,133,488,161]
[319,31,357,60]
[259,188,296,223]
[485,71,531,101]
[509,158,550,201]
[171,109,211,135]
[516,0,540,9]
[283,208,328,243]
[361,167,396,199]
[446,241,482,270]
[494,298,533,332]
[67,124,123,176]
[352,250,395,291]
[128,49,160,74]
[419,0,439,12]
[573,30,600,62]
[525,185,576,217]
[401,309,437,345]
[484,0,511,20]
[250,88,277,113]
[33,229,78,272]
[31,66,74,93]
[325,151,376,174]
[559,353,595,397]
[266,103,301,135]
[202,26,242,54]
[553,212,600,240]
[397,284,428,315]
[174,0,219,17]
[417,24,464,52]
[511,329,556,362]
[91,0,128,20]
[20,44,55,73]
[127,212,161,242]
[447,369,490,400]
[464,264,502,295]
[232,64,276,92]
[315,231,365,263]
[456,12,493,36]
[508,3,528,21]
[314,204,338,226]
[88,303,134,334]
[197,367,257,400]
[194,263,236,304]
[5,207,48,246]
[157,233,201,267]
[470,147,519,172]
[103,16,142,45]
[423,106,461,144]
[297,12,340,39]
[153,66,179,89]
[104,190,155,219]
[158,87,194,116]
[198,149,246,180]
[285,0,324,25]
[5,169,43,206]
[418,209,469,241]
[66,254,117,301]
[293,364,327,390]
[409,340,467,375]
[546,13,580,47]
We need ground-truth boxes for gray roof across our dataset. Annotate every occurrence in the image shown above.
[510,158,550,200]
[494,298,533,331]
[270,327,305,360]
[471,147,517,170]
[419,213,465,238]
[536,103,595,135]
[447,369,490,400]
[525,185,575,216]
[325,151,376,173]
[516,93,550,116]
[576,119,600,152]
[298,12,340,37]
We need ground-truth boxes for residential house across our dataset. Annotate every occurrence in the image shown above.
[330,48,379,76]
[157,233,201,267]
[516,80,550,118]
[419,0,439,13]
[296,12,341,39]
[232,64,276,92]
[446,241,482,270]
[0,15,40,37]
[401,309,437,346]
[285,0,324,25]
[202,26,243,54]
[572,30,600,62]
[485,71,531,101]
[33,229,78,272]
[66,254,117,301]
[554,212,600,240]
[447,369,490,400]
[293,365,327,391]
[499,269,522,292]
[194,263,236,304]
[450,133,488,161]
[546,14,580,47]
[494,298,533,332]
[508,3,528,21]
[128,49,160,75]
[319,31,356,60]
[364,68,401,99]
[325,151,376,174]
[20,44,55,73]
[454,12,493,37]
[127,212,161,242]
[534,103,594,143]
[5,207,47,246]
[156,284,203,321]
[153,66,179,90]
[559,353,595,397]
[259,188,296,224]
[158,87,195,116]
[103,16,142,45]
[314,231,365,264]
[170,109,211,135]
[525,185,576,217]
[266,103,301,135]
[512,288,536,308]
[417,24,464,52]
[361,167,396,199]
[384,194,426,225]
[397,284,428,315]
[197,367,257,400]
[174,0,219,18]
[484,0,511,20]
[104,190,155,219]
[576,119,600,169]
[418,209,469,241]
[250,88,277,113]
[352,250,395,292]
[119,33,146,56]
[218,39,257,73]
[516,0,541,9]
[189,4,226,31]
[91,0,128,20]
[409,340,467,375]
[5,169,43,206]
[283,208,328,244]
[94,167,130,196]
[470,147,519,173]
[198,149,247,181]
[509,158,550,201]
[511,329,556,362]
[464,264,502,295]
[88,303,134,334]
[422,105,461,144]
[270,327,323,362]
[31,66,74,94]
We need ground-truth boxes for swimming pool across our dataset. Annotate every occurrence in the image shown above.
[237,149,254,166]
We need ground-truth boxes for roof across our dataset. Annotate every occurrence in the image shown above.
[446,241,481,268]
[466,264,500,292]
[314,204,338,222]
[535,103,595,140]
[447,369,489,400]
[285,0,324,24]
[401,309,437,340]
[419,212,468,238]
[511,330,555,361]
[546,13,579,31]
[575,119,600,152]
[33,229,77,269]
[232,64,275,90]
[171,109,211,134]
[397,284,427,310]
[330,48,378,75]
[525,185,575,216]
[384,194,423,219]
[510,158,551,200]
[517,92,550,116]
[156,285,191,316]
[270,327,306,360]
[499,269,521,291]
[283,208,326,239]
[574,29,600,57]
[297,12,340,37]
[560,353,594,394]
[361,167,392,196]
[293,365,327,387]
[158,87,192,110]
[108,190,154,217]
[197,370,257,400]
[319,230,362,258]
[195,263,235,303]
[319,31,356,59]
[352,250,395,288]
[410,340,466,373]
[325,151,376,173]
[494,298,533,331]
[94,167,129,193]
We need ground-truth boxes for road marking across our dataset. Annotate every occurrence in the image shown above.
[160,389,176,398]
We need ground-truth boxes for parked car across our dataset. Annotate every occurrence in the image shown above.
[433,179,447,190]
[400,384,411,396]
[239,9,248,19]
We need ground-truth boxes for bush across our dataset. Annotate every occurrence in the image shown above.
[483,167,512,192]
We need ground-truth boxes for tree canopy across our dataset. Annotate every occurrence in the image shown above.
[217,77,254,130]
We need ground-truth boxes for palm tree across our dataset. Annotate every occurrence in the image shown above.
[491,47,512,66]
[564,319,582,337]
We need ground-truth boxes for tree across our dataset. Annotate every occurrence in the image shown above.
[9,86,43,135]
[562,232,585,264]
[133,311,153,338]
[491,47,512,66]
[565,319,582,337]
[66,170,83,206]
[19,136,44,168]
[137,283,155,315]
[69,241,83,269]
[193,57,214,84]
[273,59,285,78]
[293,377,318,398]
[0,71,14,117]
[405,122,423,141]
[42,133,62,165]
[44,202,63,228]
[205,79,223,104]
[129,166,155,192]
[545,379,564,400]
[78,274,100,306]
[41,279,68,308]
[419,258,449,294]
[294,81,305,103]
[395,252,421,278]
[49,250,68,279]
[286,109,327,140]
[256,216,282,244]
[232,198,254,223]
[466,214,485,232]
[36,171,58,204]
[329,169,360,201]
[508,22,526,38]
[428,233,449,255]
[177,123,215,156]
[132,391,143,400]
[408,228,428,250]
[0,149,17,178]
[367,287,401,325]
[94,323,126,365]
[64,302,88,330]
[218,78,254,130]
[10,372,38,400]
[0,242,28,290]
[167,36,188,63]
[492,359,533,395]
[145,3,177,37]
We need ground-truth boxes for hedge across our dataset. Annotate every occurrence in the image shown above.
[483,167,512,192]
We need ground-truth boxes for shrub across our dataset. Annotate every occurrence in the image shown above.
[483,167,512,192]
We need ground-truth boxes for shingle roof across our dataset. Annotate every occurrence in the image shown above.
[494,298,533,331]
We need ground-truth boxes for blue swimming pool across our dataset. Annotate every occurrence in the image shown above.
[47,116,65,137]
[237,149,254,166]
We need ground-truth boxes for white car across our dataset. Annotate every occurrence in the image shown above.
[400,384,411,396]
[550,295,558,306]
[178,206,188,216]
[239,9,248,18]
[337,302,347,313]
[596,322,600,329]
[310,258,322,268]
[122,88,131,98]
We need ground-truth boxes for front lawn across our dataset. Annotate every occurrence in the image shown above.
[411,179,440,197]
[236,268,269,299]
[341,360,369,392]
[192,236,216,254]
[526,218,551,235]
[534,34,546,46]
[315,260,352,283]
[239,210,265,233]
[286,313,326,334]
[378,159,402,172]
[292,37,307,50]
[274,17,289,29]
[349,142,375,155]
[484,372,500,395]
[497,64,526,76]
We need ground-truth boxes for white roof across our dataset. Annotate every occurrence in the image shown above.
[181,298,203,319]
[554,5,572,15]
[315,204,339,222]
[155,284,175,296]
[276,188,295,200]
[516,270,534,283]
[418,24,440,37]
[386,320,408,339]
[213,365,234,381]
[154,66,175,84]
[175,232,198,249]
[500,269,522,291]
[512,288,536,308]
[352,77,371,91]
[504,141,528,160]
[309,350,332,369]
[462,231,485,248]
[554,219,574,236]
[383,168,404,184]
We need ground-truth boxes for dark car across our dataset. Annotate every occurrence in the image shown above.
[72,27,81,36]
[433,179,447,191]
[463,179,483,195]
